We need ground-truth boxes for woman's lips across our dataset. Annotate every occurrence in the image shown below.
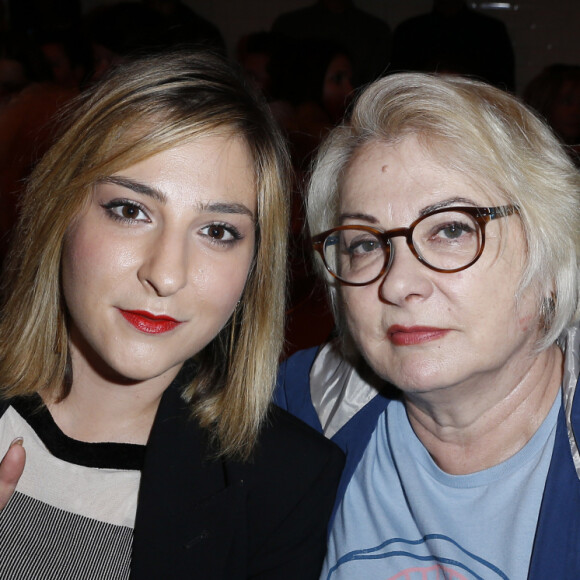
[387,325,449,346]
[119,309,181,334]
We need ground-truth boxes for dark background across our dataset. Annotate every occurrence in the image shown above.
[3,0,580,93]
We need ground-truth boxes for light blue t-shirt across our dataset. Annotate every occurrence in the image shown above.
[323,393,561,580]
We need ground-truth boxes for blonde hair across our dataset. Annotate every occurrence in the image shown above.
[308,72,580,350]
[0,50,290,459]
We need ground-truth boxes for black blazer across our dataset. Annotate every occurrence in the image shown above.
[131,384,345,579]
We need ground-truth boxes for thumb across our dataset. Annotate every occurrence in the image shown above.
[0,437,26,509]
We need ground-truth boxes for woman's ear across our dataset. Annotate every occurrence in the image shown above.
[540,292,556,332]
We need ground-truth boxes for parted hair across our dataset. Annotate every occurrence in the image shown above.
[308,72,580,351]
[0,50,290,459]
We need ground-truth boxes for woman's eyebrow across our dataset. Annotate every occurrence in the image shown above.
[99,176,256,220]
[200,201,256,221]
[339,212,379,224]
[418,196,477,217]
[99,175,167,203]
[339,196,479,225]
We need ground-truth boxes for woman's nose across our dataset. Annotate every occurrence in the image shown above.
[138,230,189,297]
[378,239,433,305]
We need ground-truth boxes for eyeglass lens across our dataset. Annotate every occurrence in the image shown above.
[323,210,484,284]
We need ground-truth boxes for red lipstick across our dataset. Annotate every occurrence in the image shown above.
[119,310,181,334]
[387,325,449,346]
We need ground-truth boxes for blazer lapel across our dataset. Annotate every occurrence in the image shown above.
[528,403,580,579]
[130,385,246,579]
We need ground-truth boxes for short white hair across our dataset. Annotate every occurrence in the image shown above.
[308,72,580,350]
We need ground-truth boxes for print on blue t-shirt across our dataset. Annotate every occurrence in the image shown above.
[326,533,509,579]
[323,396,560,580]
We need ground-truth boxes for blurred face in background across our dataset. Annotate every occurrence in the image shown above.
[241,52,272,97]
[549,79,580,145]
[323,53,353,124]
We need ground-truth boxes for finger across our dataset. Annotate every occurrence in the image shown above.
[0,437,26,509]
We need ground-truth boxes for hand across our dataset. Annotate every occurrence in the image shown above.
[0,437,25,510]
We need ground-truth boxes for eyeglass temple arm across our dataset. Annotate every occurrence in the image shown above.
[486,205,520,219]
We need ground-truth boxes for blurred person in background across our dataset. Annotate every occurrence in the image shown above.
[391,0,515,91]
[524,63,580,166]
[272,0,390,88]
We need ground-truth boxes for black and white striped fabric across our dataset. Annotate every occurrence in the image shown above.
[0,397,145,579]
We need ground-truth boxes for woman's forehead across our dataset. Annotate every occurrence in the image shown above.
[340,136,506,210]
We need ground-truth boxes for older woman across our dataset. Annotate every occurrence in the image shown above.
[276,72,580,579]
[0,50,343,579]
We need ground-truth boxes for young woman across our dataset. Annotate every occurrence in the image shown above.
[0,50,343,579]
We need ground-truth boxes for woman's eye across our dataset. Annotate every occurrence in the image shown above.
[349,239,379,255]
[344,233,382,256]
[201,224,241,243]
[103,200,149,222]
[118,205,145,220]
[436,222,474,240]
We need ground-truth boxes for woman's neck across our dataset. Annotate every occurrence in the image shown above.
[404,344,563,475]
[42,360,180,445]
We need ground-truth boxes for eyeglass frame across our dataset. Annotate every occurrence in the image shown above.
[311,205,520,287]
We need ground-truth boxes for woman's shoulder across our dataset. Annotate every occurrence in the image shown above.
[240,404,345,484]
[0,394,38,419]
[263,404,344,461]
[0,397,10,417]
[227,406,344,578]
[228,404,344,515]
